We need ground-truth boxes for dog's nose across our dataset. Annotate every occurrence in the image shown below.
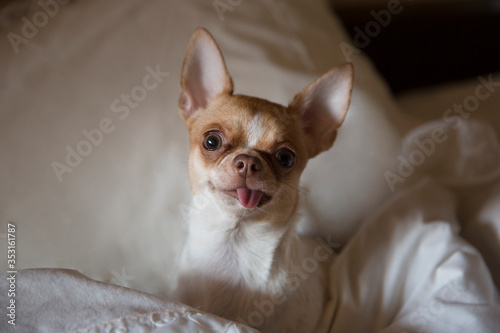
[233,154,263,177]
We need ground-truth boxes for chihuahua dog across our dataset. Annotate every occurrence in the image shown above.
[176,27,353,332]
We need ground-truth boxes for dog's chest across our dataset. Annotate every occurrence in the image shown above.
[182,220,284,287]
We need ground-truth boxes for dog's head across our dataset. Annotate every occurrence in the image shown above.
[179,28,353,222]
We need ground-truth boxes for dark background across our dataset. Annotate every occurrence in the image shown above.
[333,0,500,94]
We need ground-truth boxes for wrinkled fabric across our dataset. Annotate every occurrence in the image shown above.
[0,269,258,333]
[325,179,500,333]
[401,119,500,186]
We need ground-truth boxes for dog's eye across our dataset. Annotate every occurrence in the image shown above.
[203,132,223,151]
[276,148,295,168]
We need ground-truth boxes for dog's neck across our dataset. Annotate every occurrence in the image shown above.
[182,196,298,288]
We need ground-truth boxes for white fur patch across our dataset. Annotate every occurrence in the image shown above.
[247,113,264,148]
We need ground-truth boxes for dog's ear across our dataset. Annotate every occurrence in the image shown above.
[179,27,234,122]
[289,63,354,158]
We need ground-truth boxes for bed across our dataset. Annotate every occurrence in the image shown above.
[1,0,499,331]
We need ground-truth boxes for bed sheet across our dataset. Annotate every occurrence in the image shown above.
[397,75,500,289]
[327,178,500,333]
[0,269,258,332]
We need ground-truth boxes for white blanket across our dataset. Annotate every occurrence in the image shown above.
[1,0,499,331]
[327,178,500,333]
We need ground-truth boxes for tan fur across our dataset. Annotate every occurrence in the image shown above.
[186,94,308,221]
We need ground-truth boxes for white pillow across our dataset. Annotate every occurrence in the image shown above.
[0,0,403,294]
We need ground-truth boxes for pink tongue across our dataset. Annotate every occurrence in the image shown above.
[236,188,264,209]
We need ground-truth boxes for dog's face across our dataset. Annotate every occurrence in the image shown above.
[179,28,353,222]
[185,93,309,220]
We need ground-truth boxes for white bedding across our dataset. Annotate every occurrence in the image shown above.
[1,0,499,332]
